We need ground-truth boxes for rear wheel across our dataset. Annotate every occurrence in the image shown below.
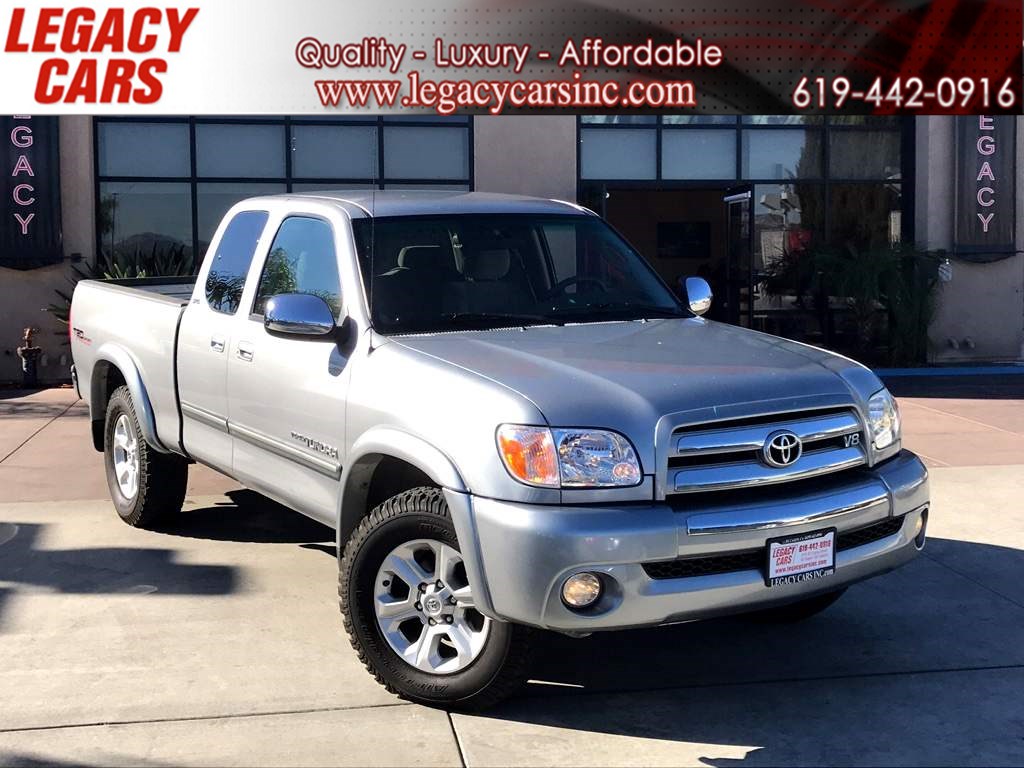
[748,588,847,622]
[103,385,187,528]
[340,487,534,710]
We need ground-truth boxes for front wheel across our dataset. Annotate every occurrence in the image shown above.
[340,487,534,710]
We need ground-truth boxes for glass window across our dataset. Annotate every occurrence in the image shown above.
[752,183,824,271]
[829,131,901,180]
[742,115,823,125]
[581,115,658,124]
[742,129,822,179]
[662,129,736,180]
[662,115,737,125]
[195,123,286,178]
[383,127,469,180]
[291,125,378,179]
[829,116,901,127]
[253,217,341,317]
[352,214,682,334]
[205,210,269,314]
[98,182,192,262]
[828,183,902,248]
[97,122,190,177]
[196,183,286,253]
[580,128,656,180]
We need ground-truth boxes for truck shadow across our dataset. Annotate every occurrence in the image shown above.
[478,537,1024,766]
[160,489,333,545]
[0,521,236,633]
[883,373,1024,400]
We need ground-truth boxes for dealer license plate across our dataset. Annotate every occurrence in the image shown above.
[765,528,836,587]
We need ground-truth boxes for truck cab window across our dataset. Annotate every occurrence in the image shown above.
[205,210,269,314]
[253,216,341,318]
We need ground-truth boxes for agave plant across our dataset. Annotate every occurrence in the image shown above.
[47,242,196,336]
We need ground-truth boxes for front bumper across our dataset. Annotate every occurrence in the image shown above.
[446,450,928,632]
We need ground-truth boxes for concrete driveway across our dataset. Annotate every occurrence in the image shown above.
[1,381,1023,766]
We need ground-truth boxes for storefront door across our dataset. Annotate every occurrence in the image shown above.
[724,186,754,328]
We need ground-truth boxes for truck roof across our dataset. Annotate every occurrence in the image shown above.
[275,190,595,219]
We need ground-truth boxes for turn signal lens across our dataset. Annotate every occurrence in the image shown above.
[497,425,559,488]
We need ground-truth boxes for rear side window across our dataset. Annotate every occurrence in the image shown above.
[205,210,269,314]
[253,216,341,318]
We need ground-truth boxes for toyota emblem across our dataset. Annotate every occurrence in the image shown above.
[763,430,802,468]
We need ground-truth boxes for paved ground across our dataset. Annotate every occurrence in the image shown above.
[1,382,1023,766]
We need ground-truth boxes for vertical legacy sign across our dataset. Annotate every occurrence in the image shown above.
[2,116,61,269]
[954,115,1016,262]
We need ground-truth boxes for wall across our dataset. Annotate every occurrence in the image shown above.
[917,116,1024,362]
[0,116,94,384]
[473,115,577,201]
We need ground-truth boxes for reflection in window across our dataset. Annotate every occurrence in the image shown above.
[253,217,341,317]
[205,210,269,314]
[742,129,822,179]
[99,181,193,264]
[829,131,901,180]
[753,183,824,273]
[829,183,902,248]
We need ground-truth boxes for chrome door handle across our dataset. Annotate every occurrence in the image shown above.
[237,342,254,362]
[210,337,225,353]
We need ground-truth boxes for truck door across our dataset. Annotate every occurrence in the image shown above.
[177,209,270,470]
[226,214,351,525]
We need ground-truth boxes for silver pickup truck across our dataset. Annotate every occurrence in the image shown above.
[71,191,929,709]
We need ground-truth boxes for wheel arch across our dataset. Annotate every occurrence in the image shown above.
[90,344,168,453]
[338,428,467,543]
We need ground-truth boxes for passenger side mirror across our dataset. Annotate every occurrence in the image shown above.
[681,276,713,317]
[264,293,337,338]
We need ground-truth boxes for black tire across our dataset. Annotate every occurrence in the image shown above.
[747,587,847,623]
[103,385,188,528]
[340,487,534,710]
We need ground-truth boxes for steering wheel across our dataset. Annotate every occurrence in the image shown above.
[547,276,609,299]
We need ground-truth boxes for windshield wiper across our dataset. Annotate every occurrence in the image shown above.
[440,312,557,328]
[546,304,688,321]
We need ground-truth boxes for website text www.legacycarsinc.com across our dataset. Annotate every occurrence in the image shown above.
[313,71,697,115]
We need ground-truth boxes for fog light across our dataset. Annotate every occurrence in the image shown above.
[562,572,602,608]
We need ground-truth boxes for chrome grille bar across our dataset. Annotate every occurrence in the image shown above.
[669,408,867,494]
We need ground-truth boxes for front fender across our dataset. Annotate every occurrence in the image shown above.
[90,343,169,453]
[337,428,498,618]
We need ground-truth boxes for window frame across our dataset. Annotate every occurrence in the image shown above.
[249,213,342,322]
[93,115,474,262]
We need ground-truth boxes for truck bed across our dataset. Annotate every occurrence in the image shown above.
[71,277,198,454]
[93,276,198,305]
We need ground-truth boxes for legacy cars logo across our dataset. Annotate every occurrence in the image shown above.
[762,430,802,468]
[291,431,339,460]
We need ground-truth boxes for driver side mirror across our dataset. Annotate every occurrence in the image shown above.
[264,293,337,338]
[681,277,713,317]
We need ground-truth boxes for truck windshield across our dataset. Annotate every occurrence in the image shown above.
[352,214,686,334]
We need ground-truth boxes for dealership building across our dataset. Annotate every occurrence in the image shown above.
[2,113,1021,384]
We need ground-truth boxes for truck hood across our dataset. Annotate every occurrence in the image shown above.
[392,318,881,469]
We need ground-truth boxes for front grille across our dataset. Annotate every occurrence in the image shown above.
[642,515,907,580]
[667,408,867,495]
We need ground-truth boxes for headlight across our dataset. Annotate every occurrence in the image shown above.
[497,425,642,488]
[867,388,901,450]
